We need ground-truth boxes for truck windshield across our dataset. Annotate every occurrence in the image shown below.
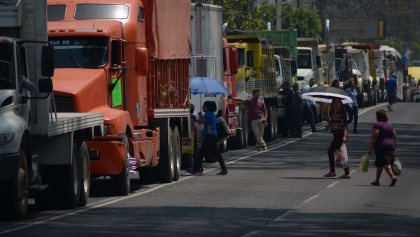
[0,43,16,90]
[237,49,245,68]
[352,60,358,70]
[75,4,129,19]
[297,53,311,69]
[49,37,109,68]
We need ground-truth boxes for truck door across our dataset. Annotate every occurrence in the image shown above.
[16,44,30,124]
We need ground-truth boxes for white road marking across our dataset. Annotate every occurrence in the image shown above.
[0,104,385,235]
[241,230,261,237]
[351,170,357,174]
[327,181,340,188]
[273,209,294,221]
[302,195,319,203]
[358,103,387,115]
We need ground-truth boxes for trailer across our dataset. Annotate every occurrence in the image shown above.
[0,0,104,220]
[46,0,191,190]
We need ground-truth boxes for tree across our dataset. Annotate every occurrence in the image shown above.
[281,5,322,40]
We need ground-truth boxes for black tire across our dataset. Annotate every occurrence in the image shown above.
[139,166,157,184]
[233,109,244,149]
[0,150,29,221]
[172,126,181,181]
[111,137,130,195]
[158,128,174,183]
[181,153,194,169]
[242,109,249,148]
[357,93,365,108]
[58,142,82,208]
[264,106,274,142]
[77,142,90,207]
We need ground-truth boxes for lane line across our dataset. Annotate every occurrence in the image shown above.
[302,195,319,203]
[241,231,261,237]
[326,181,340,188]
[0,103,387,235]
[273,209,294,221]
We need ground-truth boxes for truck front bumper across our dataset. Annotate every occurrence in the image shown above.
[86,140,126,175]
[0,152,20,181]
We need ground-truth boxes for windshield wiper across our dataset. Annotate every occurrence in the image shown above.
[67,54,82,68]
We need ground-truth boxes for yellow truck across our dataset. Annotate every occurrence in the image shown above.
[227,34,278,143]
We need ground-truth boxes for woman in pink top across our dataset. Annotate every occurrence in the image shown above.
[368,110,398,186]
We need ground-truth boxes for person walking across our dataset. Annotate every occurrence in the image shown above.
[346,81,359,134]
[331,79,340,88]
[187,101,228,175]
[229,90,268,151]
[302,78,320,133]
[292,83,303,138]
[324,98,351,178]
[368,110,398,186]
[280,82,296,137]
[386,74,398,111]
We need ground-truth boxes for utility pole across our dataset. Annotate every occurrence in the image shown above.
[276,0,281,30]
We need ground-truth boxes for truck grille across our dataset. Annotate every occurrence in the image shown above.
[54,96,74,112]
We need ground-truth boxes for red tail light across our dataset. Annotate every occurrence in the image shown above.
[417,86,419,90]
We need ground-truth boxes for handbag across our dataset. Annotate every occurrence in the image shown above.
[216,117,231,142]
[358,154,370,172]
[335,143,348,168]
[392,158,402,175]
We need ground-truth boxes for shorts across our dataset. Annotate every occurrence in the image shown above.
[387,91,397,104]
[374,148,395,167]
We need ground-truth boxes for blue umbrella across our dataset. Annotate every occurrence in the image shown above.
[190,77,231,95]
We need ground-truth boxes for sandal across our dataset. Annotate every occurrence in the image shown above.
[324,172,336,177]
[339,174,351,179]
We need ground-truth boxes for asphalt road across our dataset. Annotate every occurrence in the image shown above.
[1,102,420,237]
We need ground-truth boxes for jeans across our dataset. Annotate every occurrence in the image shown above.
[251,119,267,148]
[284,108,296,136]
[327,130,350,174]
[294,107,303,137]
[193,135,226,171]
[302,106,316,131]
[347,106,358,132]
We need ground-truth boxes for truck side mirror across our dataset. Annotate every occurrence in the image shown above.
[260,55,268,73]
[316,55,322,68]
[229,48,238,74]
[340,59,345,72]
[135,48,148,76]
[41,45,55,77]
[291,60,297,75]
[38,78,53,93]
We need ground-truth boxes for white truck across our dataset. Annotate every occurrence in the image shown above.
[381,45,404,101]
[296,38,322,85]
[0,0,103,220]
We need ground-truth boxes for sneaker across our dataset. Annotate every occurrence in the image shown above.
[257,147,262,151]
[197,171,205,175]
[217,170,228,175]
[387,105,391,111]
[312,129,320,132]
[262,146,267,151]
[353,131,360,134]
[186,168,198,174]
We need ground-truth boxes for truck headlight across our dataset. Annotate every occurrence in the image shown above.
[0,133,14,146]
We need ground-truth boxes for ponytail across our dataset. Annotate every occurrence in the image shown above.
[204,101,217,112]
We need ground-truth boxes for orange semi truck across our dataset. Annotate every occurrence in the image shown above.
[47,0,191,194]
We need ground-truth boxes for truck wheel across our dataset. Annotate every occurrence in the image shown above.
[172,126,181,181]
[158,129,174,183]
[111,137,130,195]
[357,93,365,108]
[264,106,274,142]
[242,109,248,148]
[77,142,90,207]
[58,142,82,208]
[233,109,244,149]
[0,150,29,221]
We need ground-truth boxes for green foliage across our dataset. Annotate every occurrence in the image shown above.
[214,0,321,39]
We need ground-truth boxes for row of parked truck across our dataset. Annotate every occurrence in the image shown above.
[0,0,409,221]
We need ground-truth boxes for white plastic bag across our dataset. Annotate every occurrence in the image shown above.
[335,143,348,169]
[392,158,402,175]
[194,122,204,144]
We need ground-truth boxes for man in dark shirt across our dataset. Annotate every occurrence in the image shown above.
[280,82,296,137]
[229,90,268,151]
[292,83,303,138]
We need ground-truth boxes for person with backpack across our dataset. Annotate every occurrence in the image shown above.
[187,101,228,175]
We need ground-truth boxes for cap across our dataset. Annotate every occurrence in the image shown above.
[392,74,397,78]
